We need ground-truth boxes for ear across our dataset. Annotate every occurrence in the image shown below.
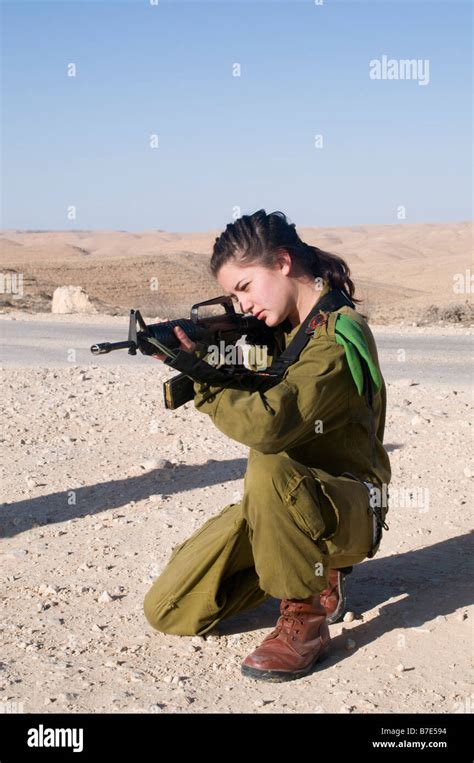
[276,249,292,276]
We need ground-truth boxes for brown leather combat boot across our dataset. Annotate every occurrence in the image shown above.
[241,594,330,682]
[320,566,352,624]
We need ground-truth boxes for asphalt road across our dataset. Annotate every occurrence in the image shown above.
[0,319,472,386]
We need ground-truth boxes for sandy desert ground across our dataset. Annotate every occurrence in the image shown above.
[0,221,472,714]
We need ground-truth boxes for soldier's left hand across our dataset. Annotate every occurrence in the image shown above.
[151,324,197,362]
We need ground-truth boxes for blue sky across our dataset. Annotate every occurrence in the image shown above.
[1,0,472,232]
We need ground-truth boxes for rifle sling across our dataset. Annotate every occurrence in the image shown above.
[263,288,355,378]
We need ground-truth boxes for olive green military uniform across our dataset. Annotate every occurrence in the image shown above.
[144,283,391,636]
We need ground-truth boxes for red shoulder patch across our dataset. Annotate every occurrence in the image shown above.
[305,310,329,334]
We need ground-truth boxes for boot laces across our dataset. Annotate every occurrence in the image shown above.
[275,603,305,641]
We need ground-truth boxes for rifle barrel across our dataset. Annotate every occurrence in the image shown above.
[90,341,135,355]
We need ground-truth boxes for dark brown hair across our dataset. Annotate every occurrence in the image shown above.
[210,209,361,305]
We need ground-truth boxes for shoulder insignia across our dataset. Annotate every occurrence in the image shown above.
[305,310,329,335]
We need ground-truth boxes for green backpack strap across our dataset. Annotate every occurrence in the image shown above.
[334,313,382,396]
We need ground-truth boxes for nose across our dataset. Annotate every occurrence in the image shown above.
[239,299,254,315]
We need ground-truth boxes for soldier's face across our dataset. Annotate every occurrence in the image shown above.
[217,258,293,327]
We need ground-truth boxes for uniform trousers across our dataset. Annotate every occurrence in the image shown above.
[143,450,373,636]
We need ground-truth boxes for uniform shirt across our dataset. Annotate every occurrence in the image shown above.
[191,282,391,490]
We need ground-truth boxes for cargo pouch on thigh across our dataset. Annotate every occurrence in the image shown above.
[284,473,338,543]
[305,468,374,567]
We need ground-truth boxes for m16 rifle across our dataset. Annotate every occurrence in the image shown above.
[90,295,280,409]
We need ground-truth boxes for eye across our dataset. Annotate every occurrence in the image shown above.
[230,283,249,302]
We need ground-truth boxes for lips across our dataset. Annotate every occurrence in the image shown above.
[255,311,264,319]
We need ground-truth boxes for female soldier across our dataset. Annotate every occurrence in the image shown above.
[144,209,391,682]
